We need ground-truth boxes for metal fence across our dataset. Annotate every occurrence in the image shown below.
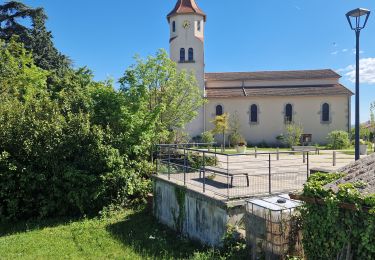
[154,144,310,200]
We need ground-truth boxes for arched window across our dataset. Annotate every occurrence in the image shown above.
[250,104,258,123]
[197,20,201,31]
[188,48,194,61]
[180,48,185,62]
[322,103,330,122]
[172,21,176,32]
[216,105,223,116]
[285,104,293,123]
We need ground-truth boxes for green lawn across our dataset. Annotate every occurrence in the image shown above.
[205,147,291,155]
[0,207,237,260]
[341,149,374,156]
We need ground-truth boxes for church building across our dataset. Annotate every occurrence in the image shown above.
[167,0,353,145]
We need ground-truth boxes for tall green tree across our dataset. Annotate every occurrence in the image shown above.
[0,1,70,72]
[119,49,205,148]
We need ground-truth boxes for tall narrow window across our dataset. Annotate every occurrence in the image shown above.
[188,48,194,61]
[197,20,201,31]
[172,21,176,32]
[285,104,293,123]
[322,103,330,122]
[250,104,258,123]
[216,105,223,116]
[180,48,185,62]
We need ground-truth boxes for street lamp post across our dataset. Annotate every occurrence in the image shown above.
[346,8,371,161]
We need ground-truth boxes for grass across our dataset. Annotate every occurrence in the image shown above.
[341,149,374,156]
[0,207,237,260]
[210,147,291,155]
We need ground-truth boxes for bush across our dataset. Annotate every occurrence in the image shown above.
[187,152,216,170]
[201,131,214,145]
[283,123,304,148]
[229,132,247,147]
[0,97,149,220]
[192,135,203,143]
[0,40,150,221]
[300,173,375,259]
[327,130,350,149]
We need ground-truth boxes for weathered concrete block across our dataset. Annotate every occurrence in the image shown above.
[153,176,245,246]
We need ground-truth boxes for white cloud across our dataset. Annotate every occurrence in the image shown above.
[339,58,375,84]
[331,51,339,55]
[342,49,348,52]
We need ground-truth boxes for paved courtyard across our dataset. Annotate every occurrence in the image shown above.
[157,150,360,200]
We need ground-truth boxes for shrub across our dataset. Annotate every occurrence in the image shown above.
[0,40,151,220]
[229,132,243,146]
[186,152,216,170]
[300,173,375,259]
[327,130,350,149]
[0,98,149,220]
[350,125,371,141]
[256,140,268,148]
[192,135,203,143]
[201,131,214,145]
[283,123,304,148]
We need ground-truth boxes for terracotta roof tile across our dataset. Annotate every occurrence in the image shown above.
[205,84,353,98]
[205,69,341,81]
[167,0,206,21]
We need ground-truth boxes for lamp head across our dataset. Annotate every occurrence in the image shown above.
[346,8,371,31]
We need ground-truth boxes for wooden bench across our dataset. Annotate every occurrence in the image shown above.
[199,166,249,187]
[292,146,320,155]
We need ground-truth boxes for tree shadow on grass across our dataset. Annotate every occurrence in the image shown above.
[106,208,212,259]
[0,216,80,237]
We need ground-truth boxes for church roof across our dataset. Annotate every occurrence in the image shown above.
[205,84,353,98]
[167,0,206,22]
[205,69,341,82]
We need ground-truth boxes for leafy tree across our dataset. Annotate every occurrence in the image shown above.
[211,113,229,151]
[0,1,70,72]
[0,37,48,101]
[327,130,351,150]
[283,122,303,148]
[0,39,149,220]
[370,103,375,143]
[350,124,371,141]
[119,49,205,147]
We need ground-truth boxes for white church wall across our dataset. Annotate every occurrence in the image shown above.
[205,95,350,145]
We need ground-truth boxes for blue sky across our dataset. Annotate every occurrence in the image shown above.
[15,0,375,122]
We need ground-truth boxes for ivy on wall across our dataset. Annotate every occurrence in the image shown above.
[300,173,375,259]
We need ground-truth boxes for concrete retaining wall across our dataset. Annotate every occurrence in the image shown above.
[153,176,245,246]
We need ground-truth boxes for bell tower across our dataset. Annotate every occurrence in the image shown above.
[167,0,206,137]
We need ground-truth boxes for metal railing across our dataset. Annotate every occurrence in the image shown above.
[154,144,310,200]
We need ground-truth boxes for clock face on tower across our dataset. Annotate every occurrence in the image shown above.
[182,20,191,29]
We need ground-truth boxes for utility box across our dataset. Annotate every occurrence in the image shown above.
[245,194,303,260]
